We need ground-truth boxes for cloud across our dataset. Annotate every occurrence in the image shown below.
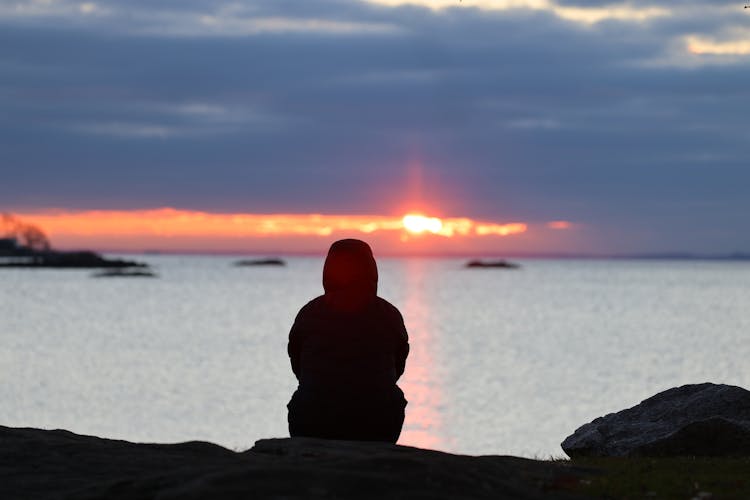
[1,0,749,253]
[192,15,400,37]
[71,122,179,139]
[64,101,291,139]
[11,208,530,254]
[363,0,671,25]
[686,31,750,55]
[1,0,402,37]
[547,220,573,229]
[505,118,562,130]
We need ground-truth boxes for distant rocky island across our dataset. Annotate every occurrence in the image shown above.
[234,257,286,267]
[1,213,147,269]
[92,267,157,278]
[465,259,520,269]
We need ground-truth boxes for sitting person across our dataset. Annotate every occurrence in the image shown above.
[287,239,409,443]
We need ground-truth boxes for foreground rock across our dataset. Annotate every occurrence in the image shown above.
[0,426,590,499]
[562,383,750,458]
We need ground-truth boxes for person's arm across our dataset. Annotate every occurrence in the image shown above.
[394,311,409,380]
[287,318,302,380]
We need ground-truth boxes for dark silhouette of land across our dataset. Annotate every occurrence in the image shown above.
[233,257,286,266]
[0,248,148,269]
[92,268,157,278]
[465,259,521,269]
[1,213,146,269]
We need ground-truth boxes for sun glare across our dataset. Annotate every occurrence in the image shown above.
[402,214,443,235]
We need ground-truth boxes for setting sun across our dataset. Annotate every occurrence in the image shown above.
[402,214,443,235]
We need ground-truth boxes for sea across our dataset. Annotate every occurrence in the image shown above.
[1,256,748,458]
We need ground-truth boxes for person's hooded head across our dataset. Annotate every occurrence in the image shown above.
[322,239,378,312]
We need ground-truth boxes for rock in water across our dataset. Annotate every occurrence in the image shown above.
[561,383,750,458]
[233,258,286,266]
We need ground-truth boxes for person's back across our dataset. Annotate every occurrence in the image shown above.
[287,239,409,442]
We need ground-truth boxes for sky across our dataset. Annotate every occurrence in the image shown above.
[1,0,749,255]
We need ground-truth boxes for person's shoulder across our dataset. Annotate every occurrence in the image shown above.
[374,296,405,322]
[295,296,326,319]
[373,297,408,343]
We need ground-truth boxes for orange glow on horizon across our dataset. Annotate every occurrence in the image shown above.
[547,220,572,230]
[12,208,530,251]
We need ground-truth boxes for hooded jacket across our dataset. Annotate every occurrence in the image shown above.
[287,239,409,441]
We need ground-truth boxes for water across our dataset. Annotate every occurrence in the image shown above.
[1,256,749,457]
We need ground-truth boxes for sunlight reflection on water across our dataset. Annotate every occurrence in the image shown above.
[397,258,445,450]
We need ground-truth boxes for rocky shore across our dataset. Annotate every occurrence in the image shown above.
[0,426,591,500]
[5,385,750,498]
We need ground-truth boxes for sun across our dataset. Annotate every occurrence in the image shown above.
[402,214,443,235]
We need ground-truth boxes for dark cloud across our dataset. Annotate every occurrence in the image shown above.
[1,0,748,252]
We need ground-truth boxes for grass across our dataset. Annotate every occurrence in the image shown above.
[554,456,750,499]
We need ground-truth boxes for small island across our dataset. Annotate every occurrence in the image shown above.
[92,268,158,278]
[233,257,286,267]
[465,259,520,269]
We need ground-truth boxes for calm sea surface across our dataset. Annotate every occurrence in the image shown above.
[1,256,749,457]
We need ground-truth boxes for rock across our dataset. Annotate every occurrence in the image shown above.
[233,258,286,267]
[465,259,520,269]
[561,383,750,458]
[92,267,158,278]
[0,425,591,499]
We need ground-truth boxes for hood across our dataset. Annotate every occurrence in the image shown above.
[322,239,378,312]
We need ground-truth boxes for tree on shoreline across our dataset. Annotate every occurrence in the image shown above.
[1,213,51,252]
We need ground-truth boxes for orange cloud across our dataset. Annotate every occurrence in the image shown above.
[546,220,573,230]
[15,208,526,237]
[475,222,528,236]
[11,208,530,253]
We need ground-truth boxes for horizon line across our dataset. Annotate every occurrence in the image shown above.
[82,248,750,261]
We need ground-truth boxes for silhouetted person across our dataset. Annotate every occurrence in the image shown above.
[287,239,409,443]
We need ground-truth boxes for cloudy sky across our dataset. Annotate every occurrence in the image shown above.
[1,0,748,254]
